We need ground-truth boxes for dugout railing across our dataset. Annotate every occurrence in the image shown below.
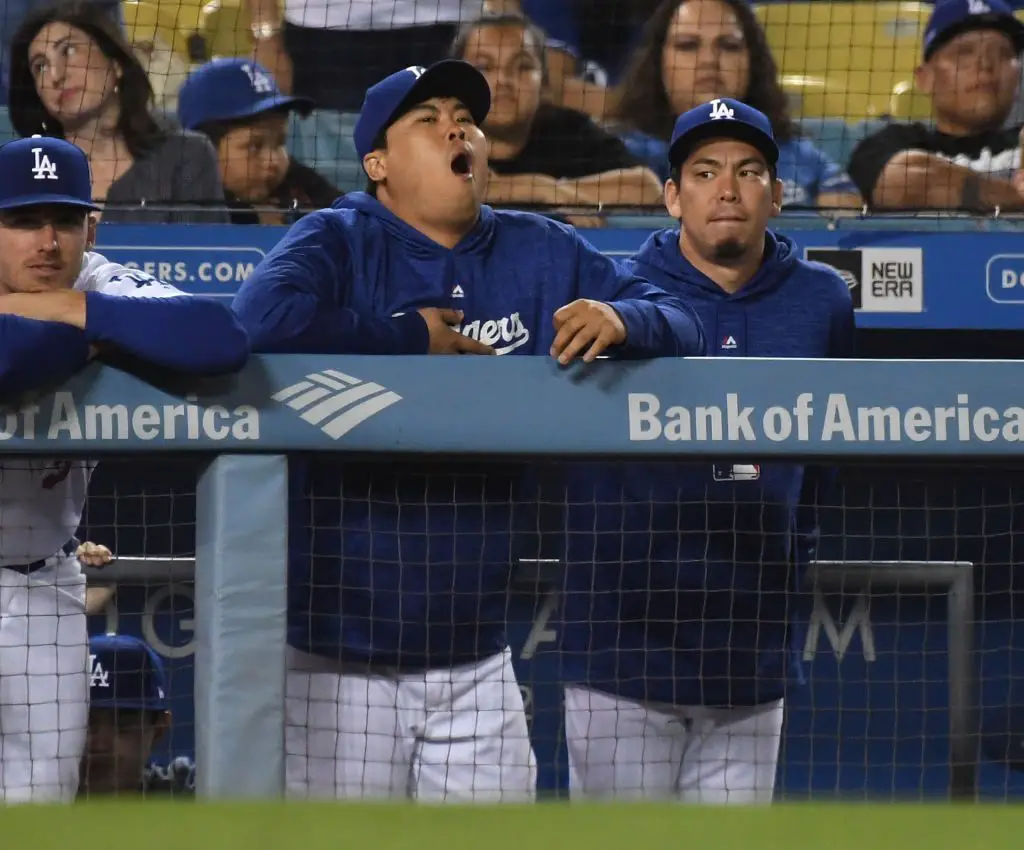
[8,354,1018,800]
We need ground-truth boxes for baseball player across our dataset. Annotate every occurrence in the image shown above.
[559,100,855,803]
[0,135,249,803]
[232,60,707,802]
[79,633,176,797]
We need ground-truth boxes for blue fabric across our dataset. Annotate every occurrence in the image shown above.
[0,314,89,399]
[923,0,1024,59]
[621,131,860,206]
[559,228,855,707]
[0,137,98,210]
[232,193,707,669]
[177,58,312,130]
[89,634,168,711]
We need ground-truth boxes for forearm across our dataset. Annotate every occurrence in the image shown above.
[556,168,664,208]
[873,151,1024,211]
[0,315,90,398]
[485,173,560,207]
[611,297,706,358]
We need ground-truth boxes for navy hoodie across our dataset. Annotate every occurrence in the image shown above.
[559,228,854,707]
[232,193,706,670]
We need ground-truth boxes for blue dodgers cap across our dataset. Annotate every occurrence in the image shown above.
[668,98,779,170]
[923,0,1024,59]
[177,58,313,130]
[0,136,99,211]
[89,634,168,712]
[353,60,491,160]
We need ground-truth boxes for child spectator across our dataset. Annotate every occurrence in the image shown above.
[610,0,862,211]
[452,13,662,224]
[7,0,228,223]
[177,58,340,225]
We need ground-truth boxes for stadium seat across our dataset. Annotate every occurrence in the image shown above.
[797,117,865,165]
[754,1,931,121]
[198,0,252,58]
[287,111,365,195]
[887,80,935,121]
[122,0,190,59]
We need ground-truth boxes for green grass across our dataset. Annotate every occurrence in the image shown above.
[6,802,1022,850]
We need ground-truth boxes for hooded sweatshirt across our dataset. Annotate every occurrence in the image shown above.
[558,228,855,707]
[232,193,706,670]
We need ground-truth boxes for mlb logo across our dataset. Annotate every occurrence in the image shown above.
[713,463,761,482]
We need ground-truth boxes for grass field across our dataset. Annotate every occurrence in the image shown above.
[6,802,1020,850]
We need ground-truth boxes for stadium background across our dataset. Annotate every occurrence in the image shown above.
[7,0,1023,801]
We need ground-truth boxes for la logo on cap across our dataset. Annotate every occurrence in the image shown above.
[406,65,425,78]
[28,135,58,181]
[240,62,274,94]
[967,0,991,14]
[709,99,735,121]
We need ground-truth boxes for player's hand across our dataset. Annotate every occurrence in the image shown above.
[85,585,115,616]
[416,308,496,355]
[551,299,626,365]
[76,541,114,568]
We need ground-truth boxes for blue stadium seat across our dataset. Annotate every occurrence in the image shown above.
[287,110,364,196]
[0,108,17,144]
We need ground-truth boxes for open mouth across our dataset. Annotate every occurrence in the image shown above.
[451,151,473,178]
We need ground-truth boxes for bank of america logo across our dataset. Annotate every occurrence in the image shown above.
[271,370,402,439]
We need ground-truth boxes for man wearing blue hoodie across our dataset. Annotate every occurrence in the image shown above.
[231,60,706,803]
[559,99,855,804]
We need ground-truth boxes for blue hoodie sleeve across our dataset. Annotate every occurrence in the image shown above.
[83,292,250,376]
[0,315,90,399]
[572,233,706,358]
[232,211,429,354]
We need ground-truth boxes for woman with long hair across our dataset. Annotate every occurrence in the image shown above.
[7,1,228,223]
[611,0,862,210]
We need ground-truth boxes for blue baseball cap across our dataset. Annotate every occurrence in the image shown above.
[353,60,491,161]
[0,136,99,211]
[668,98,779,170]
[177,58,313,131]
[89,634,168,712]
[923,0,1024,60]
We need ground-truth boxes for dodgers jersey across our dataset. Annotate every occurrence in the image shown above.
[559,229,855,708]
[0,253,186,567]
[233,192,706,670]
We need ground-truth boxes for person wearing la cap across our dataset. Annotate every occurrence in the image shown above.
[558,98,854,804]
[232,59,706,803]
[848,0,1024,213]
[177,58,340,225]
[0,135,248,804]
[79,634,176,797]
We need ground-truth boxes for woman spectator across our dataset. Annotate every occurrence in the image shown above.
[178,58,340,225]
[452,13,662,224]
[7,1,228,223]
[611,0,862,210]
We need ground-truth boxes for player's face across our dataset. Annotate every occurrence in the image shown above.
[366,97,488,225]
[461,22,543,133]
[80,708,167,797]
[28,22,121,126]
[666,138,781,265]
[917,29,1020,131]
[0,205,94,295]
[216,112,291,203]
[661,0,750,116]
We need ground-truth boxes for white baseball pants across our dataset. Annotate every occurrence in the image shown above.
[286,646,537,802]
[0,555,88,803]
[282,647,536,802]
[564,685,783,804]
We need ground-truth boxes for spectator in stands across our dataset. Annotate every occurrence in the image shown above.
[485,0,659,122]
[122,0,189,113]
[79,634,184,797]
[178,59,340,225]
[7,1,229,223]
[609,0,862,210]
[452,13,662,222]
[848,0,1024,213]
[243,0,485,112]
